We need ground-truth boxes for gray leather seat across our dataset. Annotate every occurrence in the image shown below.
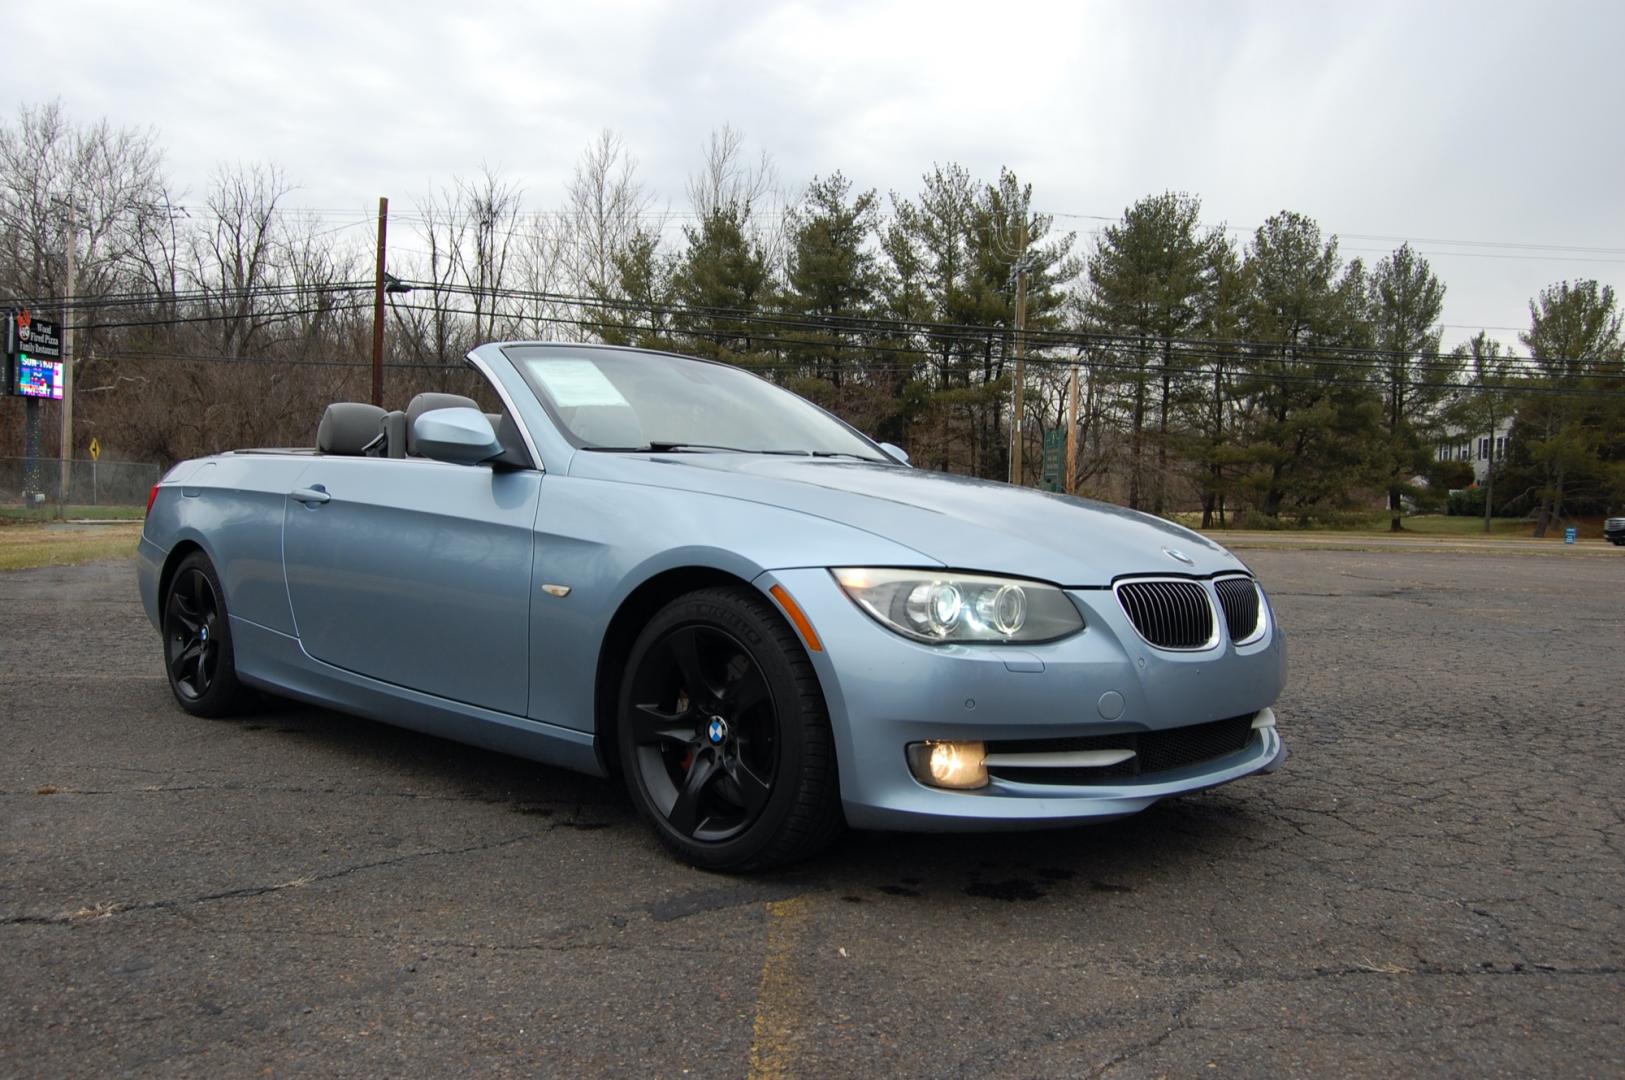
[404,393,481,456]
[317,403,387,455]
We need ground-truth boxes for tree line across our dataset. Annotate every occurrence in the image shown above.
[2,101,1621,530]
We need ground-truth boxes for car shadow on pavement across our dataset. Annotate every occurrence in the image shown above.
[226,692,1278,902]
[232,693,631,815]
[801,795,1273,905]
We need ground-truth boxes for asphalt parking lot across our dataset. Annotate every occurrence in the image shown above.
[3,549,1622,1077]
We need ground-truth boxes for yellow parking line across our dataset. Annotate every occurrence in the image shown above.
[748,896,809,1079]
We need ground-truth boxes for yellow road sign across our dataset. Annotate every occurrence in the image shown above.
[88,437,101,462]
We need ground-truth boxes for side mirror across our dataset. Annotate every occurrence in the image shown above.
[879,441,911,466]
[412,407,503,465]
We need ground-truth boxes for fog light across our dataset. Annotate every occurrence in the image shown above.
[906,740,988,790]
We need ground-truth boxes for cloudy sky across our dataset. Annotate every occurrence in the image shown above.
[8,0,1623,345]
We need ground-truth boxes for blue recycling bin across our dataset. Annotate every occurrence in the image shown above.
[1564,527,1577,544]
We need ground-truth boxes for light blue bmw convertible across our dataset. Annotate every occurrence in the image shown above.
[137,342,1285,869]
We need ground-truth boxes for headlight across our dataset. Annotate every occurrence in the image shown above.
[831,568,1084,644]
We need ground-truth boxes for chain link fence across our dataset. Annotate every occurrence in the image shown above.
[0,457,161,519]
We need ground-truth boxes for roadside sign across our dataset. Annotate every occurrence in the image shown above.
[1564,527,1577,544]
[1040,429,1064,492]
[88,436,102,506]
[7,312,63,398]
[16,313,61,359]
[16,354,64,399]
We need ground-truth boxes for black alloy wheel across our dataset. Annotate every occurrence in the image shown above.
[619,587,843,871]
[628,623,778,843]
[162,552,249,717]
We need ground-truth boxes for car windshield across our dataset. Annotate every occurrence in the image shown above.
[506,346,892,461]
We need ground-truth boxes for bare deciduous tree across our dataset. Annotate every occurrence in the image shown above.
[565,130,655,304]
[457,167,522,342]
[0,99,168,302]
[187,163,290,358]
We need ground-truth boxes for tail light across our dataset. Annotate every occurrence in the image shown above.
[145,483,160,517]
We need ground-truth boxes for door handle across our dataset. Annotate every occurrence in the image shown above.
[290,486,330,505]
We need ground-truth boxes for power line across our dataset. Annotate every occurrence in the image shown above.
[68,298,374,332]
[5,281,373,313]
[70,294,1610,398]
[81,330,1624,400]
[22,274,1622,384]
[394,279,1625,381]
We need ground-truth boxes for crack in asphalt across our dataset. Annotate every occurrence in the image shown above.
[1,783,624,807]
[0,832,547,927]
[1072,961,1623,1079]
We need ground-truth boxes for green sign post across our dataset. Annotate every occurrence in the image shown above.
[1040,429,1064,492]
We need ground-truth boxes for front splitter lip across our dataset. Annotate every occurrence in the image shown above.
[840,727,1284,832]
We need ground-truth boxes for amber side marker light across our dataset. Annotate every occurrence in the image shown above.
[769,585,823,653]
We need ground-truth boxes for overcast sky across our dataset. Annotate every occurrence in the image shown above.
[9,0,1623,346]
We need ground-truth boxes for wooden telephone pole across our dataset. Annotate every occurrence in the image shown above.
[59,200,76,502]
[371,196,389,407]
[1007,222,1029,485]
[1065,357,1080,494]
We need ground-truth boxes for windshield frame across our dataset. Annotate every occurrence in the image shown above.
[499,343,901,464]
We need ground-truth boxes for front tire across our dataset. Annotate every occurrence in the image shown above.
[618,586,843,871]
[162,551,251,718]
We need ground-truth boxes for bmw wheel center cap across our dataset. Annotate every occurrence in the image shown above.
[707,717,728,745]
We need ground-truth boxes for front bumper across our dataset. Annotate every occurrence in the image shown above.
[761,568,1287,832]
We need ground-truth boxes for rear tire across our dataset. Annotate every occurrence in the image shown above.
[161,551,251,718]
[617,586,844,871]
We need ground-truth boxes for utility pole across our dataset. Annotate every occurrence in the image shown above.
[371,196,389,407]
[59,199,77,505]
[1065,356,1080,495]
[1007,221,1029,485]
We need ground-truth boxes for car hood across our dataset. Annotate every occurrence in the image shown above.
[568,452,1244,585]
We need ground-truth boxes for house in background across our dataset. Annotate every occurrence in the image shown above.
[1436,418,1514,483]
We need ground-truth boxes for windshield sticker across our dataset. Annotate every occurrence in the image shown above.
[531,360,631,408]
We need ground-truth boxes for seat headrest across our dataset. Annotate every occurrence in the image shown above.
[405,393,480,455]
[317,402,387,455]
[381,410,408,458]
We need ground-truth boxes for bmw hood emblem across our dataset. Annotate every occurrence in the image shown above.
[707,718,728,744]
[1162,547,1194,566]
